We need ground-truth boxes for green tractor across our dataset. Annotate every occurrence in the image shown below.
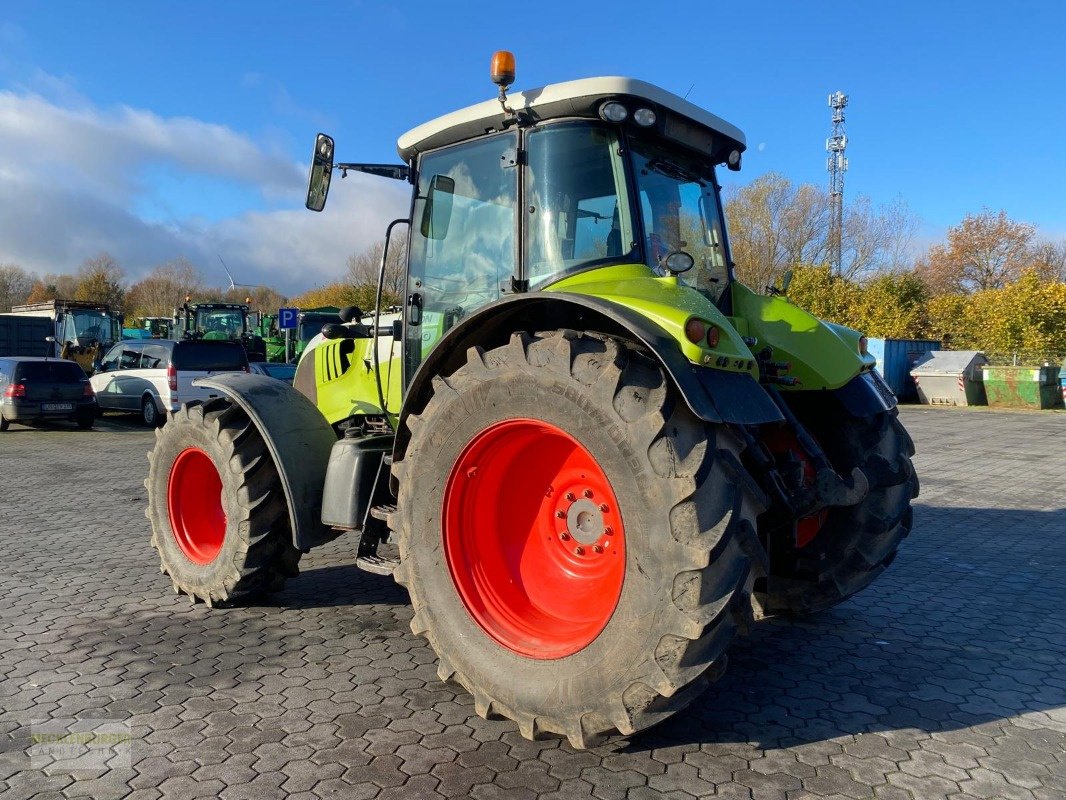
[172,300,267,362]
[258,307,343,363]
[146,55,917,747]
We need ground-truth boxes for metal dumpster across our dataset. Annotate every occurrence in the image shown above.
[982,364,1063,409]
[866,338,940,401]
[910,351,988,406]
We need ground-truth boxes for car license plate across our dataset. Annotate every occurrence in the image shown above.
[41,403,73,412]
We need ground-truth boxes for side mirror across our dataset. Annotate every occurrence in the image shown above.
[780,269,793,295]
[306,133,335,212]
[420,175,455,240]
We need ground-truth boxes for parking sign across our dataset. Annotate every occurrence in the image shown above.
[278,307,298,330]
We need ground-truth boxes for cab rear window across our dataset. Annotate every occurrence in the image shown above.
[14,361,87,382]
[171,342,248,371]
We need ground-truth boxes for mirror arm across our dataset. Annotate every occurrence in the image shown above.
[336,163,411,181]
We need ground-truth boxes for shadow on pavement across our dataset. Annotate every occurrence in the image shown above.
[624,504,1066,751]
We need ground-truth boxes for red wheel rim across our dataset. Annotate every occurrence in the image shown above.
[443,419,626,660]
[167,447,226,564]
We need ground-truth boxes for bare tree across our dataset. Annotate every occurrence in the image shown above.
[0,264,37,311]
[126,258,205,317]
[346,239,407,304]
[725,172,917,288]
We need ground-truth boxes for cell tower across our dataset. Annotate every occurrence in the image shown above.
[826,91,849,276]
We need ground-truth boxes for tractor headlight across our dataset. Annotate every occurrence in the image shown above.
[598,101,628,123]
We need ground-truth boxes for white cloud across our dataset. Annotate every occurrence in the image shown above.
[0,88,409,295]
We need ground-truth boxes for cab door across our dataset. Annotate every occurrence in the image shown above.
[404,131,518,384]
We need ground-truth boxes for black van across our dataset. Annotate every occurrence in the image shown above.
[0,357,99,431]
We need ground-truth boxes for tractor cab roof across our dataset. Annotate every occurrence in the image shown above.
[397,76,746,165]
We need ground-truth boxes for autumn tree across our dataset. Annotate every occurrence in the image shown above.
[916,209,1043,295]
[74,253,126,309]
[26,273,79,303]
[289,282,377,313]
[0,264,37,311]
[219,286,287,313]
[125,258,206,318]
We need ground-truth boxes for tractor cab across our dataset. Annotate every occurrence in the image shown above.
[308,68,745,384]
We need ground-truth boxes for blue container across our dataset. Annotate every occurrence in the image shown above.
[867,338,940,400]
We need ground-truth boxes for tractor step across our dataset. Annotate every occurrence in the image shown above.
[355,553,400,576]
[370,504,396,523]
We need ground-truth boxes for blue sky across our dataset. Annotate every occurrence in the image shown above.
[1,1,1064,294]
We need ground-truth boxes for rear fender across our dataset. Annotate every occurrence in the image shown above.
[194,373,338,550]
[394,293,783,477]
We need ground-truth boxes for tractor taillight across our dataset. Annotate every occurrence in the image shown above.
[859,336,868,355]
[684,318,707,345]
[4,383,26,398]
[706,326,720,348]
[167,364,177,391]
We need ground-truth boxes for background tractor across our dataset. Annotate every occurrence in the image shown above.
[146,54,918,748]
[6,299,122,373]
[171,300,267,362]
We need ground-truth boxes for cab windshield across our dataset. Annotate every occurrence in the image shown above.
[69,309,116,345]
[629,136,732,303]
[524,121,732,302]
[196,309,245,337]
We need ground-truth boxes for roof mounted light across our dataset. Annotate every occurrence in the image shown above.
[726,149,742,172]
[490,51,515,88]
[598,101,628,123]
[633,108,657,127]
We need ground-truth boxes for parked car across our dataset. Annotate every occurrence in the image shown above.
[0,357,98,431]
[90,339,249,427]
[248,361,297,384]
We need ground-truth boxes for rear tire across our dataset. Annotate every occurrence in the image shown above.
[145,398,301,605]
[0,417,9,432]
[391,331,767,747]
[142,395,161,428]
[76,412,94,430]
[759,407,918,616]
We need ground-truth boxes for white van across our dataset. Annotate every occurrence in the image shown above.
[91,339,248,426]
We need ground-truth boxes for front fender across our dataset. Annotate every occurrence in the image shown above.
[394,293,782,470]
[194,373,338,550]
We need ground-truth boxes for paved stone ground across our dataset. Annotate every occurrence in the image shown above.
[0,406,1063,800]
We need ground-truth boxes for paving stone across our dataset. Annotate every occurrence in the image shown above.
[2,402,1065,800]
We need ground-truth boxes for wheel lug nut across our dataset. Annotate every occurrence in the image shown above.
[559,532,571,541]
[593,544,604,554]
[599,503,609,512]
[583,489,594,498]
[604,527,613,536]
[574,546,585,555]
[555,510,566,519]
[565,492,576,502]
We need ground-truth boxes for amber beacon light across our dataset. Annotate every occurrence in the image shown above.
[490,51,515,88]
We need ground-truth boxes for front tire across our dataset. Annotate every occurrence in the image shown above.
[759,407,918,616]
[391,331,766,747]
[145,398,301,605]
